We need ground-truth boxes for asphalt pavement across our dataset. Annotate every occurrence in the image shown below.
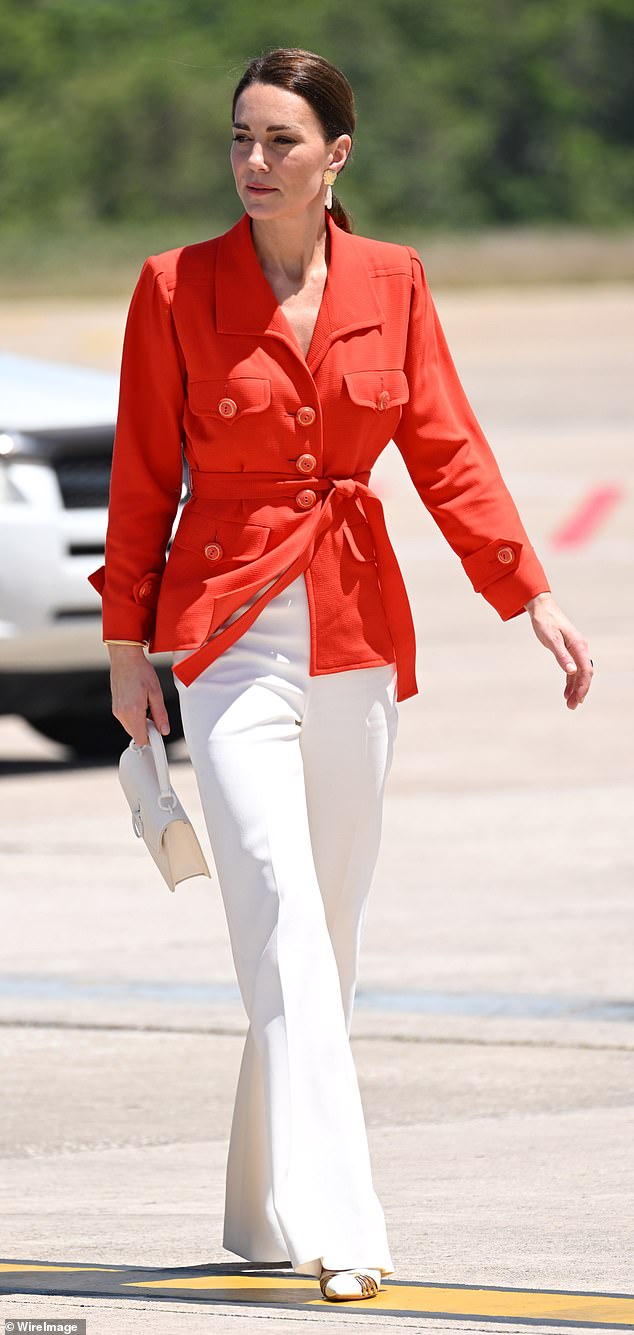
[0,281,632,1333]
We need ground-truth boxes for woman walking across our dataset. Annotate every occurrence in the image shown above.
[90,48,592,1302]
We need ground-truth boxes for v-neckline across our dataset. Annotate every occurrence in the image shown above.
[248,216,331,368]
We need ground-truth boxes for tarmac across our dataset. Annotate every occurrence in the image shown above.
[0,281,632,1332]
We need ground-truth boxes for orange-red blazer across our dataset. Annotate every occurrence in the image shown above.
[89,209,550,701]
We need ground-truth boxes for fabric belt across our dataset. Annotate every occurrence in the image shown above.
[172,469,418,702]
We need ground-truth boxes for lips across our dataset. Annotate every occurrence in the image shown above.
[246,184,277,194]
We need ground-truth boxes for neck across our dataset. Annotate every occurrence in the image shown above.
[249,203,329,284]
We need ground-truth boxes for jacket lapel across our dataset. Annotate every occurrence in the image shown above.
[214,211,385,374]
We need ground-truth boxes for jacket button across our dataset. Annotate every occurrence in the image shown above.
[497,545,515,564]
[296,453,317,474]
[296,406,316,426]
[138,580,154,599]
[377,390,390,411]
[296,488,317,510]
[204,541,224,561]
[218,397,237,418]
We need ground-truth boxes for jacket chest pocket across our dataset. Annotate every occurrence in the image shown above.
[343,369,409,413]
[172,509,270,569]
[187,377,271,421]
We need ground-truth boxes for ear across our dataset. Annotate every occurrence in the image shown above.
[328,134,352,174]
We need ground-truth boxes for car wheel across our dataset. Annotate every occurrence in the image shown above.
[30,705,184,758]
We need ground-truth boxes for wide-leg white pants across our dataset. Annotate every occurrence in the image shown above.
[173,573,398,1278]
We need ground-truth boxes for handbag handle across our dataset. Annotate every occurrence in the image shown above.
[143,719,177,811]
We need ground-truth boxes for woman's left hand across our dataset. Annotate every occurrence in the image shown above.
[524,592,594,709]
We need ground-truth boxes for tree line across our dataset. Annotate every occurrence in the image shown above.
[1,0,632,238]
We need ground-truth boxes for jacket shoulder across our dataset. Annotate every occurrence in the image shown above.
[347,230,415,278]
[143,235,222,294]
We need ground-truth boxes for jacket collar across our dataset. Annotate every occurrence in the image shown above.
[215,210,385,372]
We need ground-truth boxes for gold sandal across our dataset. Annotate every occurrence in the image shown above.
[319,1267,381,1301]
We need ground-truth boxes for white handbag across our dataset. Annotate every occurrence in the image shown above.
[118,719,211,892]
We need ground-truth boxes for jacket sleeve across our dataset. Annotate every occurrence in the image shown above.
[87,256,186,642]
[392,248,550,619]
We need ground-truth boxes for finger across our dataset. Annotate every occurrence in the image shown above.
[122,712,150,746]
[564,672,577,703]
[147,683,170,736]
[565,684,580,710]
[547,628,578,675]
[564,661,594,709]
[573,665,594,705]
[112,701,151,746]
[563,637,593,703]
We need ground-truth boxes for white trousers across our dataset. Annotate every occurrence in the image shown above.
[173,573,398,1278]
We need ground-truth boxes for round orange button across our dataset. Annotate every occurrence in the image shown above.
[377,390,390,411]
[218,398,237,418]
[296,488,317,510]
[296,453,317,474]
[297,406,316,426]
[204,541,224,561]
[497,546,515,564]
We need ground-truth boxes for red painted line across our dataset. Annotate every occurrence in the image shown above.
[550,483,624,549]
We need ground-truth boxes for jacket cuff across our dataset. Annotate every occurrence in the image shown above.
[462,540,551,621]
[87,565,160,641]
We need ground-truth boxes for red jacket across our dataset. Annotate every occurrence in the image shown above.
[89,209,549,702]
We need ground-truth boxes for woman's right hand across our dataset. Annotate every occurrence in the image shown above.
[108,645,170,746]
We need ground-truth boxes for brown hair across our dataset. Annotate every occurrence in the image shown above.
[232,48,356,233]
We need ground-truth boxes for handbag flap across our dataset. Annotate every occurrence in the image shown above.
[162,820,211,885]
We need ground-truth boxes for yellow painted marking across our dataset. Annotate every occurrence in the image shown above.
[123,1275,634,1325]
[0,1264,119,1273]
[2,1263,632,1326]
[309,1284,634,1325]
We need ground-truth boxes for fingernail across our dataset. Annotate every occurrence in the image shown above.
[161,724,170,735]
[566,662,576,672]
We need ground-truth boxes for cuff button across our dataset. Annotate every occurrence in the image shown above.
[497,546,515,564]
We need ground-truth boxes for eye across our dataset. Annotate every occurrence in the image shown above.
[231,134,250,143]
[274,136,296,145]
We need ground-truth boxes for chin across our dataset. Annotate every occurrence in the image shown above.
[243,200,288,222]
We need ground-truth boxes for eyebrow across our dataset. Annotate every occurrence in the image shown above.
[232,122,303,132]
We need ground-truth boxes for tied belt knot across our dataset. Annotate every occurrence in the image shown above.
[330,476,357,498]
[173,469,417,702]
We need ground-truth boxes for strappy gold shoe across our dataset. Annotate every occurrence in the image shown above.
[319,1267,381,1301]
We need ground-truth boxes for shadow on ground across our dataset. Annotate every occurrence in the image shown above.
[1,1258,633,1326]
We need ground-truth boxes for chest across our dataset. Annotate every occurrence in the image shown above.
[266,264,328,360]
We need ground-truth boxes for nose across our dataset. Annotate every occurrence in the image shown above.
[247,141,268,171]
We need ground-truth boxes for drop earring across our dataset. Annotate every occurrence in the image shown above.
[323,168,337,210]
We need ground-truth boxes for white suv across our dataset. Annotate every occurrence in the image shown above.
[0,354,184,756]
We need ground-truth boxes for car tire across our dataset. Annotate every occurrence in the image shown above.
[30,706,184,758]
[24,669,184,758]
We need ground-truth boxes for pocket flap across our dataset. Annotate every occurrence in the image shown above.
[187,377,271,418]
[343,369,409,410]
[172,509,270,563]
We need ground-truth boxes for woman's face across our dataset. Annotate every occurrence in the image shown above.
[231,82,351,220]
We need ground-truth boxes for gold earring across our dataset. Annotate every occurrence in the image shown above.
[323,168,337,210]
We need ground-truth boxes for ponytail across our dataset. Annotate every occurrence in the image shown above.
[329,192,353,233]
